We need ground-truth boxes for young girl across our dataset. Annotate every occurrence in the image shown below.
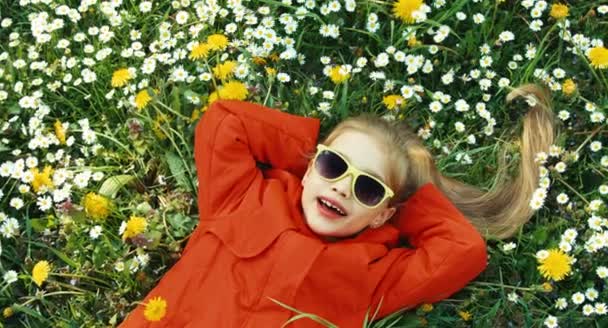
[119,84,556,327]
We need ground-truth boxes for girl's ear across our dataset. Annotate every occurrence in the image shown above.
[375,206,397,226]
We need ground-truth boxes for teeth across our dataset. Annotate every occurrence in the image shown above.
[320,198,345,215]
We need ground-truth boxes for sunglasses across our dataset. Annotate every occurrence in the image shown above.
[313,144,395,209]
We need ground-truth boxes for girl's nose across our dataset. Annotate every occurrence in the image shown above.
[331,174,353,198]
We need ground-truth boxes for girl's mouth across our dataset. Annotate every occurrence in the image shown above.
[317,197,347,219]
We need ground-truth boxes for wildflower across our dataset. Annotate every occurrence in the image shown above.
[111,68,132,87]
[217,81,249,101]
[502,242,517,252]
[589,46,608,69]
[582,304,595,316]
[212,60,237,80]
[3,270,18,284]
[383,95,406,110]
[458,310,472,321]
[562,79,576,95]
[544,315,558,328]
[30,165,54,193]
[555,298,568,310]
[542,282,554,292]
[537,249,573,281]
[135,90,153,110]
[206,34,229,51]
[328,65,350,84]
[54,120,66,145]
[597,266,608,278]
[32,260,51,287]
[393,0,424,24]
[572,292,585,305]
[144,296,167,321]
[550,4,569,19]
[420,303,433,312]
[189,42,211,60]
[82,192,112,221]
[595,303,607,315]
[507,292,519,302]
[2,307,12,318]
[585,288,599,301]
[122,215,148,240]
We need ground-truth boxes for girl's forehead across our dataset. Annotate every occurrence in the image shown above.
[328,130,388,181]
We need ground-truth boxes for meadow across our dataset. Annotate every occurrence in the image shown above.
[0,0,607,327]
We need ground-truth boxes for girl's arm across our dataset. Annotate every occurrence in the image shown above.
[194,100,320,220]
[371,182,488,318]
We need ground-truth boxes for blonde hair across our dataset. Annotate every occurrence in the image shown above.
[319,84,558,240]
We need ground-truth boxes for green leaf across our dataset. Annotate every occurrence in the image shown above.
[98,175,136,199]
[167,213,195,238]
[165,151,190,190]
[29,218,47,233]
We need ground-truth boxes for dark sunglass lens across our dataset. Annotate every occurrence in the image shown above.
[354,175,385,206]
[316,151,347,179]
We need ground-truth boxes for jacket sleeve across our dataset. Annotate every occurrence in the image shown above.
[193,100,320,220]
[370,182,488,318]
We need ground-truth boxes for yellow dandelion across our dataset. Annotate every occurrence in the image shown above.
[542,282,554,292]
[144,296,167,322]
[218,81,249,101]
[30,165,55,193]
[328,66,350,84]
[589,46,608,69]
[32,260,51,287]
[189,42,211,60]
[383,95,406,110]
[265,67,277,77]
[208,91,219,105]
[206,34,229,51]
[190,108,201,122]
[54,120,66,145]
[122,215,148,241]
[252,57,267,65]
[83,192,112,221]
[152,115,168,140]
[111,68,132,88]
[268,53,280,62]
[537,249,573,281]
[420,303,433,313]
[135,90,152,110]
[562,79,576,95]
[550,4,569,19]
[212,60,237,81]
[458,310,472,322]
[2,307,13,318]
[408,35,419,47]
[393,0,424,24]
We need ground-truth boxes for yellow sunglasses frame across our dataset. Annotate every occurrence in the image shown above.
[313,144,395,209]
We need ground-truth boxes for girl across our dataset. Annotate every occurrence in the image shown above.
[119,84,556,327]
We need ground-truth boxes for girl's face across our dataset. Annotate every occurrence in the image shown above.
[301,130,396,240]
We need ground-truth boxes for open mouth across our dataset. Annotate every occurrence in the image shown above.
[317,197,347,217]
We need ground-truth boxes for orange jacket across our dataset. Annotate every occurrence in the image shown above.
[119,100,488,327]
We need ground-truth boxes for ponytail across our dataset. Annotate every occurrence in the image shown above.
[323,84,558,239]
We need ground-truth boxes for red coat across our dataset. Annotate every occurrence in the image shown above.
[119,100,488,327]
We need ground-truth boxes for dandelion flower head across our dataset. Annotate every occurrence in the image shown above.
[32,260,51,287]
[111,68,133,88]
[393,0,424,24]
[537,248,573,281]
[144,296,167,322]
